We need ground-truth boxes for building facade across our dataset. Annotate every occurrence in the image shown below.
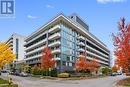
[25,13,110,72]
[5,33,25,70]
[6,33,25,61]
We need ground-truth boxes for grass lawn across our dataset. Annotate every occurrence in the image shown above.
[0,78,9,84]
[117,77,130,87]
[0,78,18,87]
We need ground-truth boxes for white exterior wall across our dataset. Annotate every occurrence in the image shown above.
[7,33,25,61]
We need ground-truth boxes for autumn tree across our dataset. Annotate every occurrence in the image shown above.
[112,18,130,73]
[88,59,100,73]
[40,47,55,75]
[112,66,119,72]
[75,55,87,72]
[0,43,16,69]
[76,55,100,74]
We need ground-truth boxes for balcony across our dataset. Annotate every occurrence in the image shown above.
[86,45,109,58]
[25,32,47,45]
[48,33,61,40]
[52,49,61,54]
[25,54,42,61]
[48,25,61,33]
[48,41,61,47]
[86,51,109,62]
[26,46,45,56]
[54,57,61,60]
[86,56,109,65]
[25,39,47,51]
[78,42,85,46]
[78,48,85,52]
[78,35,85,40]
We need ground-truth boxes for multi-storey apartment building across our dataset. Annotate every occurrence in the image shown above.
[6,33,25,61]
[25,13,110,72]
[5,33,25,70]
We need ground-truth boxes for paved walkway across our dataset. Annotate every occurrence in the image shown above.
[0,73,128,87]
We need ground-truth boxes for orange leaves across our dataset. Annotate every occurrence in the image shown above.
[75,55,87,72]
[0,43,16,69]
[40,47,55,71]
[89,59,100,72]
[75,55,100,72]
[112,66,119,72]
[113,18,130,73]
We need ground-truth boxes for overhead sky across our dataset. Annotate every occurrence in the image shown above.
[0,0,130,66]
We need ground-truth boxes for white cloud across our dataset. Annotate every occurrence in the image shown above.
[46,4,54,8]
[97,0,127,4]
[27,15,37,19]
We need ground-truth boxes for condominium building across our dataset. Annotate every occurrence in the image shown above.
[6,33,25,61]
[4,33,25,70]
[25,13,110,72]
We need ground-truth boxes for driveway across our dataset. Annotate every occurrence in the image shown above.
[0,73,128,87]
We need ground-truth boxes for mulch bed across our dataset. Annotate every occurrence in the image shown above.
[117,77,130,87]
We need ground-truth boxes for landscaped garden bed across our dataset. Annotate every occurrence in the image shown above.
[117,77,130,87]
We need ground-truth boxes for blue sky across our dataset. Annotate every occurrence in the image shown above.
[0,0,130,65]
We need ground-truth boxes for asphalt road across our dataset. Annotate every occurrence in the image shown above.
[0,73,128,87]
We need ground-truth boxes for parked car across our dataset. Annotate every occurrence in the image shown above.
[20,72,28,77]
[0,71,1,75]
[111,72,117,76]
[11,72,20,76]
[1,70,8,73]
[117,72,122,75]
[126,73,130,76]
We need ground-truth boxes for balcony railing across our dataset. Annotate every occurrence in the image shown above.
[48,41,61,47]
[86,51,109,62]
[48,25,61,33]
[78,42,85,46]
[26,46,45,56]
[86,45,109,58]
[25,39,47,51]
[48,33,61,40]
[51,48,61,54]
[78,48,85,52]
[78,35,85,40]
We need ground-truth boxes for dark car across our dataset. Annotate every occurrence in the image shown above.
[1,70,7,73]
[0,72,1,75]
[126,73,130,76]
[11,72,20,76]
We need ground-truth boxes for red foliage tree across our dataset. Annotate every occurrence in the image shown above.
[89,59,100,73]
[112,18,130,73]
[41,47,55,71]
[76,55,100,73]
[75,55,87,72]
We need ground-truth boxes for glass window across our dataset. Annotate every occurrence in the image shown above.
[62,54,75,61]
[62,46,72,55]
[69,63,72,66]
[62,38,74,49]
[63,61,66,66]
[67,56,70,61]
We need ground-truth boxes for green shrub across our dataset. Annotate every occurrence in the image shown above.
[101,67,112,75]
[32,65,41,75]
[50,69,57,77]
[24,64,31,73]
[65,70,75,74]
[58,73,70,78]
